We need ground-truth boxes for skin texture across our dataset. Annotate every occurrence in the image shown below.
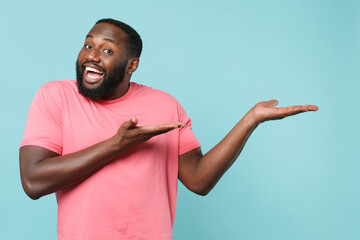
[78,23,138,100]
[178,101,318,195]
[19,23,319,200]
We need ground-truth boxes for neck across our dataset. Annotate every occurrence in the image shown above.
[102,77,131,100]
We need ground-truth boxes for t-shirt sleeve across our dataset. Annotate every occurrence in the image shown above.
[20,82,63,155]
[177,102,201,156]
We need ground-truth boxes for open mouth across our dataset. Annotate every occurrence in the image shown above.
[83,66,105,84]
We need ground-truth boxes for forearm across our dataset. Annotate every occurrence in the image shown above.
[201,112,257,175]
[184,111,258,195]
[21,118,183,200]
[20,137,120,199]
[180,100,318,195]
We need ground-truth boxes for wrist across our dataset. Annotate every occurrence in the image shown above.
[107,135,124,155]
[244,109,261,129]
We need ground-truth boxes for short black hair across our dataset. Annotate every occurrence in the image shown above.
[96,18,142,58]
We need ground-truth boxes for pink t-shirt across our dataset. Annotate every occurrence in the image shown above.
[21,80,200,240]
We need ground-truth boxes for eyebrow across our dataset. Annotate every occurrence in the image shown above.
[86,34,116,43]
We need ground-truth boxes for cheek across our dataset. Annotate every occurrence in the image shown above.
[101,59,114,71]
[77,48,89,61]
[77,51,85,62]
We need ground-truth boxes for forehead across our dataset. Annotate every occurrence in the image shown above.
[87,23,128,45]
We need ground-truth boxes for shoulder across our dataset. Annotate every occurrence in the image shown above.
[130,82,188,121]
[40,80,77,94]
[33,80,78,109]
[36,80,78,102]
[131,82,179,105]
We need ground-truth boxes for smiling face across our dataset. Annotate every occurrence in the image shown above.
[76,22,132,100]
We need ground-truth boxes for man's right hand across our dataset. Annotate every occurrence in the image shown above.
[111,117,185,153]
[20,117,184,200]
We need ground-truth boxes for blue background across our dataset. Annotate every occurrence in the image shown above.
[1,0,359,239]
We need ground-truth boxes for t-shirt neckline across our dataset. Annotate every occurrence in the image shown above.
[95,82,136,104]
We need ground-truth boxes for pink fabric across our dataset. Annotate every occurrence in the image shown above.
[21,80,200,240]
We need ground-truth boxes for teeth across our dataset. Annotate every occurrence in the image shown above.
[86,67,103,74]
[87,74,101,79]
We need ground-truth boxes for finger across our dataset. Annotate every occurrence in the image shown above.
[141,122,186,135]
[279,105,303,115]
[176,122,186,128]
[278,104,318,116]
[158,122,186,129]
[269,99,279,107]
[131,117,138,125]
[306,105,319,111]
[122,117,138,129]
[150,123,184,132]
[293,105,319,112]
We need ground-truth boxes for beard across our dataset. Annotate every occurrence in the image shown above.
[76,59,126,100]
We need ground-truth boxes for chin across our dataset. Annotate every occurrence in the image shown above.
[82,79,104,90]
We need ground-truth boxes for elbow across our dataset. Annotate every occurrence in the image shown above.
[194,187,212,196]
[194,189,210,196]
[24,187,41,200]
[21,179,44,200]
[27,193,41,200]
[186,183,213,196]
[20,169,49,200]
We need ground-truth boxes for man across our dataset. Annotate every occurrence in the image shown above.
[20,18,318,239]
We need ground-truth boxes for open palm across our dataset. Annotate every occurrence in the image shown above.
[251,100,319,123]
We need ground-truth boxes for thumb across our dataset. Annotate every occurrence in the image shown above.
[123,117,138,129]
[269,99,279,107]
[130,117,138,125]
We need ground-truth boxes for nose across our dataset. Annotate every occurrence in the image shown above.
[85,49,100,62]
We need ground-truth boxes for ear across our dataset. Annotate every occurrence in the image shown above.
[126,58,139,75]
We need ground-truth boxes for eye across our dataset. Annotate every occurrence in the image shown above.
[84,44,92,49]
[103,49,113,54]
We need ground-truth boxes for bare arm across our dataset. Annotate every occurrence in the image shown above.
[178,100,318,196]
[20,117,184,200]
